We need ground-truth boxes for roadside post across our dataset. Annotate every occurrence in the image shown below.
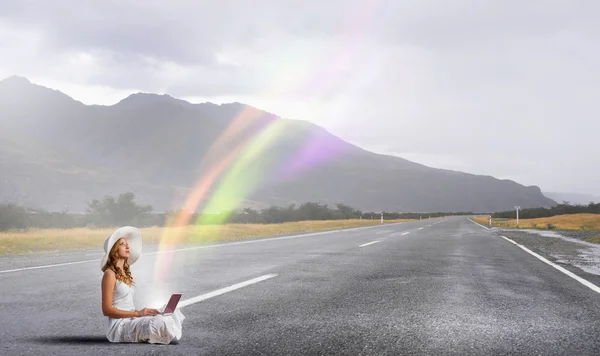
[515,206,521,227]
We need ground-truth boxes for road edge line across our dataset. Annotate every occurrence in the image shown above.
[500,235,600,295]
[469,218,490,230]
[0,259,101,274]
[143,221,407,256]
[0,222,407,274]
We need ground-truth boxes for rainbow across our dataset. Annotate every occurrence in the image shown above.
[151,0,384,286]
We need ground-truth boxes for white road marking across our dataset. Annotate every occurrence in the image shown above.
[359,241,380,247]
[469,218,490,230]
[401,232,410,236]
[179,274,278,308]
[500,236,518,245]
[0,222,408,274]
[0,259,100,274]
[417,227,424,230]
[143,222,403,257]
[500,235,600,295]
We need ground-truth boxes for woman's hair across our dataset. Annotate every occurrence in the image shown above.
[101,238,134,286]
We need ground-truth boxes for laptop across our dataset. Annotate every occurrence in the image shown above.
[161,294,182,316]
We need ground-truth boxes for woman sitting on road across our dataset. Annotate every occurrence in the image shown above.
[100,226,185,344]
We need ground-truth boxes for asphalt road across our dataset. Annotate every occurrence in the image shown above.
[1,217,600,355]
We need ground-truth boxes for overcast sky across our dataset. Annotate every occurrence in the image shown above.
[1,0,598,196]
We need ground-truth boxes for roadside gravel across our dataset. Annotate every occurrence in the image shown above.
[496,228,600,287]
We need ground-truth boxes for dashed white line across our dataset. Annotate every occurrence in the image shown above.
[401,232,410,236]
[179,274,278,308]
[132,222,406,257]
[359,241,380,247]
[500,235,600,295]
[0,222,408,274]
[417,227,424,230]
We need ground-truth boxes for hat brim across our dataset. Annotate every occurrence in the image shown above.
[100,226,143,271]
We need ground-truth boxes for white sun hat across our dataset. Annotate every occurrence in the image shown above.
[100,226,143,270]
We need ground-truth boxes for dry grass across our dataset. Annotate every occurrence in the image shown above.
[472,216,492,227]
[584,236,600,244]
[472,214,600,231]
[0,219,412,255]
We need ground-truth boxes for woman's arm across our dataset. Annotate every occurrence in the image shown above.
[101,270,160,318]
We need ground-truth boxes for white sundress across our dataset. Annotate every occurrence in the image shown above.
[105,280,185,344]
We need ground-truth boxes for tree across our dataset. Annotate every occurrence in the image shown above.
[335,203,360,219]
[0,204,29,231]
[297,202,332,221]
[87,192,153,227]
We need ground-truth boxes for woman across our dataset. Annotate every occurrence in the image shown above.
[101,226,185,344]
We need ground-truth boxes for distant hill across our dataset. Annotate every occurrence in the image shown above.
[543,192,600,205]
[0,76,557,212]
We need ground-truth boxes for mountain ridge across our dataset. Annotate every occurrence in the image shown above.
[0,76,557,212]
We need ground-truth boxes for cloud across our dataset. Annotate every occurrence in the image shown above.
[0,0,599,194]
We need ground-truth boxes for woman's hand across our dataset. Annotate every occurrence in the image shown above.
[136,308,161,317]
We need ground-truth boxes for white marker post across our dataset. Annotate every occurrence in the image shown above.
[380,212,383,224]
[489,215,492,227]
[515,206,521,227]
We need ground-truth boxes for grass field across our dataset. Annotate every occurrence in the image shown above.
[584,236,600,243]
[0,219,413,255]
[472,214,600,231]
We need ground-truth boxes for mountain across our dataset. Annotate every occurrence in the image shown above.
[0,76,557,212]
[543,192,600,205]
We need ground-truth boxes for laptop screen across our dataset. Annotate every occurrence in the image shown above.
[164,294,182,314]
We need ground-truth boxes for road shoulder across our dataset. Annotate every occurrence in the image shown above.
[497,229,600,290]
